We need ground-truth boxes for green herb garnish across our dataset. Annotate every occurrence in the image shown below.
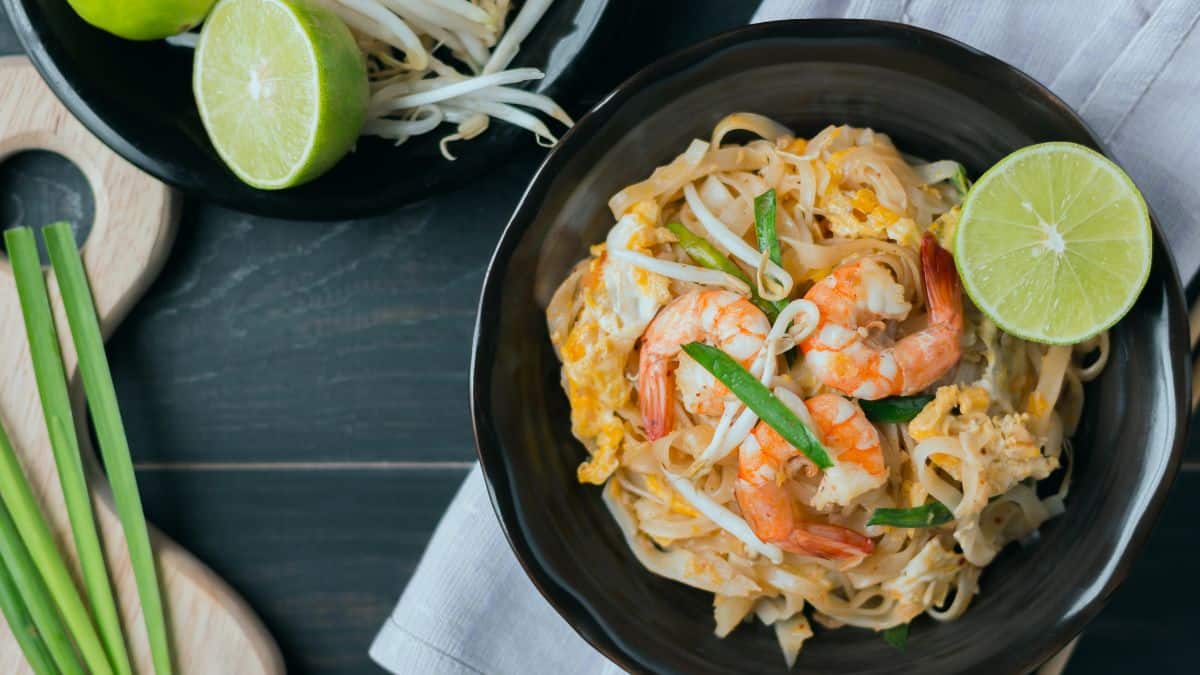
[46,222,173,675]
[667,222,783,320]
[868,501,954,528]
[858,394,935,424]
[0,495,83,675]
[754,189,783,266]
[6,227,129,675]
[0,418,112,674]
[681,342,831,468]
[951,164,972,196]
[882,623,909,650]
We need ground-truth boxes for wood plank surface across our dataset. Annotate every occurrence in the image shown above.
[132,466,467,675]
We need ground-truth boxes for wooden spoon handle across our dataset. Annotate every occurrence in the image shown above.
[0,56,283,674]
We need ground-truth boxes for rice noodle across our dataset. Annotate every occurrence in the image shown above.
[547,115,1102,665]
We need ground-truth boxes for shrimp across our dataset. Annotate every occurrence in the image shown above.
[637,290,769,440]
[735,393,882,560]
[800,234,963,399]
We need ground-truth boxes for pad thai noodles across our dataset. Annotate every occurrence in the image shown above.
[545,113,1105,665]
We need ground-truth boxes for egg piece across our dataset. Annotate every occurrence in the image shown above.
[558,211,671,484]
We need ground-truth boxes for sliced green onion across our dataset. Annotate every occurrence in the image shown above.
[858,394,934,423]
[45,222,173,675]
[951,164,972,196]
[6,227,128,675]
[867,501,954,528]
[0,561,55,675]
[0,418,112,675]
[666,222,783,320]
[754,188,782,266]
[680,342,831,468]
[882,623,908,650]
[915,160,971,196]
[0,495,83,675]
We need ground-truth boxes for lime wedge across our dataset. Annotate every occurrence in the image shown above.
[66,0,216,40]
[193,0,368,190]
[955,142,1152,344]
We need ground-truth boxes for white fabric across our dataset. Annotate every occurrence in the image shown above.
[369,466,625,675]
[755,0,1200,284]
[372,3,1200,673]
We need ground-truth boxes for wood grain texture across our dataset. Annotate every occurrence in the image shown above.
[104,166,537,466]
[0,57,281,674]
[132,466,467,675]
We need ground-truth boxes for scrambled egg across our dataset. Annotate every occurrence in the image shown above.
[882,539,967,622]
[819,185,922,246]
[909,385,1058,515]
[553,203,671,484]
[644,475,701,517]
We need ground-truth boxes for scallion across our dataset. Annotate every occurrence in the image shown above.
[882,623,909,650]
[6,226,130,675]
[45,222,173,675]
[0,496,83,675]
[754,189,782,266]
[951,164,972,196]
[0,418,112,674]
[680,342,832,468]
[867,501,954,528]
[858,394,935,424]
[666,222,784,320]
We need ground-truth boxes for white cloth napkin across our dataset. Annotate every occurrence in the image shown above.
[369,466,624,675]
[371,3,1200,673]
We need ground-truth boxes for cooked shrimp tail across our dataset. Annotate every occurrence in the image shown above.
[637,358,673,441]
[922,233,962,332]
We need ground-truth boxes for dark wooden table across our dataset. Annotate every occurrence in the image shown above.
[1,4,1197,673]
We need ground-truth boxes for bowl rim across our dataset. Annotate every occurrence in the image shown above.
[471,18,1190,674]
[0,0,615,220]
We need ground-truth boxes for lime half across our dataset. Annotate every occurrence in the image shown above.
[67,0,216,40]
[194,0,368,190]
[955,142,1152,344]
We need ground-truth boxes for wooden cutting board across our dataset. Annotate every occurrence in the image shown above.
[0,56,284,674]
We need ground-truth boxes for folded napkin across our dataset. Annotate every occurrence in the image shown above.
[372,2,1200,673]
[369,466,624,675]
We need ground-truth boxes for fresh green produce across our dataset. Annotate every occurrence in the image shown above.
[46,222,174,675]
[66,0,216,40]
[0,409,112,675]
[754,188,783,266]
[681,342,832,468]
[0,495,83,675]
[859,395,936,424]
[666,222,783,320]
[193,0,368,189]
[867,502,954,528]
[6,227,131,675]
[955,142,1152,344]
[882,623,908,650]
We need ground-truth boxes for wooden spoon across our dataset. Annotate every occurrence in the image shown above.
[0,56,283,675]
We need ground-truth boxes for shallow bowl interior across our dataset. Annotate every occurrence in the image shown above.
[472,20,1188,675]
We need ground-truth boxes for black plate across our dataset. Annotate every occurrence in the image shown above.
[471,19,1189,675]
[2,0,616,219]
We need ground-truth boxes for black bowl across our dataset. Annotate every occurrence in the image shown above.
[2,0,615,219]
[471,19,1189,675]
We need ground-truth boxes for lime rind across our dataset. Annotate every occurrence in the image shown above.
[193,0,367,190]
[955,142,1152,345]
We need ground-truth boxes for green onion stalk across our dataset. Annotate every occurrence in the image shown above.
[0,417,112,674]
[46,222,174,675]
[6,227,130,675]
